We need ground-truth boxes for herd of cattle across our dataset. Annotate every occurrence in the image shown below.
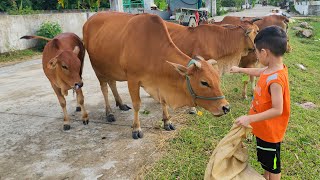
[21,12,290,139]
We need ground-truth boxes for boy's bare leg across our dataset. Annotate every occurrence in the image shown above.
[263,170,281,180]
[263,170,270,180]
[269,172,281,180]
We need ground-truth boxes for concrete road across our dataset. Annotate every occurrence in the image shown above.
[214,4,277,21]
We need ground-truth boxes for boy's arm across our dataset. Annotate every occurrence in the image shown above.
[235,83,283,127]
[230,66,267,77]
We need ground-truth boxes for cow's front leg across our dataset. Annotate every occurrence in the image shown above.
[128,80,143,139]
[108,80,131,111]
[76,89,89,125]
[162,102,175,131]
[242,79,249,99]
[52,85,71,130]
[99,79,115,122]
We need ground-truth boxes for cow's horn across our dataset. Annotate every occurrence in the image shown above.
[194,55,205,61]
[251,17,262,23]
[193,61,202,68]
[207,59,217,65]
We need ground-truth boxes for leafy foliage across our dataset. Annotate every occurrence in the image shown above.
[36,22,62,50]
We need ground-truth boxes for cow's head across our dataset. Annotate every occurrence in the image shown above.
[239,21,260,52]
[167,56,230,116]
[222,22,259,54]
[47,46,83,92]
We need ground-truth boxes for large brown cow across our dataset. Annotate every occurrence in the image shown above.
[214,15,291,98]
[105,19,259,114]
[83,12,230,139]
[21,33,89,130]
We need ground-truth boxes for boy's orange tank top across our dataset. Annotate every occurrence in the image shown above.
[249,65,290,143]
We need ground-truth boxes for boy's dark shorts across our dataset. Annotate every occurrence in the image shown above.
[256,137,281,174]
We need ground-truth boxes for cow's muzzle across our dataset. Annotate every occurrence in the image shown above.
[222,105,231,114]
[74,82,83,90]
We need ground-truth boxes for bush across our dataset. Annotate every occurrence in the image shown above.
[0,0,12,12]
[221,0,236,7]
[154,0,167,10]
[36,22,62,50]
[217,0,228,16]
[221,0,245,10]
[252,0,256,8]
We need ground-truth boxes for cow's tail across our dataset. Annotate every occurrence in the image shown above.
[20,35,52,41]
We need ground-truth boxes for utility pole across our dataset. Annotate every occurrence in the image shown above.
[212,0,216,16]
[206,0,216,16]
[109,0,124,12]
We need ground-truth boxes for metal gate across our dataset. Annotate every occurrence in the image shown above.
[123,0,145,12]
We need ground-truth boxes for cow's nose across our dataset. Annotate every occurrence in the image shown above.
[75,82,83,89]
[222,105,230,114]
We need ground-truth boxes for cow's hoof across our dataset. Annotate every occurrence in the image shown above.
[188,107,197,114]
[119,104,131,111]
[106,114,116,122]
[83,119,89,125]
[132,130,143,139]
[164,123,176,131]
[76,106,81,112]
[63,124,71,131]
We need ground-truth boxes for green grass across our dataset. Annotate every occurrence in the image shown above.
[144,18,320,179]
[0,49,41,64]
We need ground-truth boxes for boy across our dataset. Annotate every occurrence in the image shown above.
[230,26,290,180]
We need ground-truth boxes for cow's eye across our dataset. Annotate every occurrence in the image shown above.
[201,81,210,87]
[62,65,68,70]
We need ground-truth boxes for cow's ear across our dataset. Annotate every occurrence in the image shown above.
[47,58,58,69]
[52,39,61,50]
[73,46,80,55]
[194,55,204,61]
[167,61,188,76]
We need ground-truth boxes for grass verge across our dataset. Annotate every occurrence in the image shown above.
[0,48,41,66]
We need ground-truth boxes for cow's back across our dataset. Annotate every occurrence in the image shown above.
[83,12,186,81]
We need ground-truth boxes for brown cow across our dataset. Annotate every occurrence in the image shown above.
[21,33,89,130]
[165,21,259,74]
[106,19,259,114]
[83,12,230,139]
[214,15,291,98]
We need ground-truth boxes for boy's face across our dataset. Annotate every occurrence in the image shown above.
[256,48,269,66]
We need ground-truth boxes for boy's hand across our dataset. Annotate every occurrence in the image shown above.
[235,115,251,127]
[230,66,240,73]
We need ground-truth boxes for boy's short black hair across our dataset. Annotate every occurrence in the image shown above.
[254,25,287,56]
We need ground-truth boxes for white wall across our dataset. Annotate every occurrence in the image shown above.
[0,12,96,53]
[294,1,320,15]
[295,1,310,15]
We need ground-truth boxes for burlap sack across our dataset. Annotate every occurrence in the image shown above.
[204,124,265,180]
